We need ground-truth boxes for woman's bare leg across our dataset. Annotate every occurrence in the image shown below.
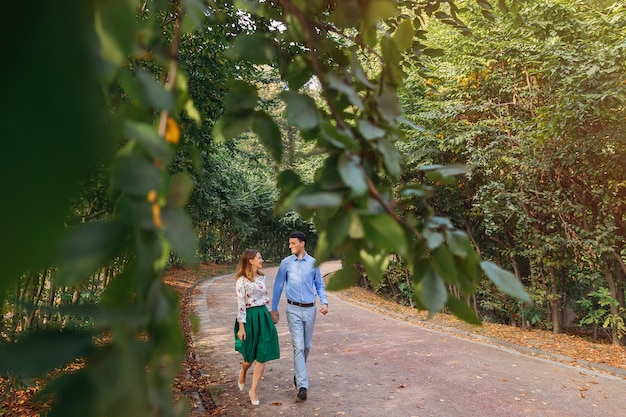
[248,361,265,402]
[240,361,252,386]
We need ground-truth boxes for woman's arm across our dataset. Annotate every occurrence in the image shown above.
[237,320,246,341]
[235,278,247,324]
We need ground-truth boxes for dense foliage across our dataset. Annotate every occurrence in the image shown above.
[3,0,621,416]
[387,0,626,342]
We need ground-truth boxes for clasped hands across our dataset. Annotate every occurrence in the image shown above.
[270,310,279,324]
[270,304,328,324]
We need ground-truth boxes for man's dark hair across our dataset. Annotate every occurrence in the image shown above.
[290,231,307,243]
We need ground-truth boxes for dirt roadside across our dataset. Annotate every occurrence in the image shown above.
[189,261,626,417]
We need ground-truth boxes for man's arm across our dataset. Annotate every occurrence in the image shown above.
[270,263,287,323]
[271,262,286,312]
[313,266,329,315]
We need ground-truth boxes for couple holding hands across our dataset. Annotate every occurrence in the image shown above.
[233,231,329,406]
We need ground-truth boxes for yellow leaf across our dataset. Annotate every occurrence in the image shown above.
[152,204,163,228]
[164,117,180,144]
[147,189,158,203]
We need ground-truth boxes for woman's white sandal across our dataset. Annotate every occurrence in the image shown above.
[237,369,245,391]
[248,389,259,406]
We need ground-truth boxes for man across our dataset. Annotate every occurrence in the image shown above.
[271,231,328,401]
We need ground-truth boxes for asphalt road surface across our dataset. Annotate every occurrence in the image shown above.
[190,261,626,417]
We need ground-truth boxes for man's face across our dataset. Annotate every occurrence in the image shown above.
[289,238,305,256]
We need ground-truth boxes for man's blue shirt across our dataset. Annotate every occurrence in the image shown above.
[272,253,328,311]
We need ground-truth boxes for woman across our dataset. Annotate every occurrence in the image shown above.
[234,249,280,406]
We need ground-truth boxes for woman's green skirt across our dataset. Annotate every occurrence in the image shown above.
[234,306,280,363]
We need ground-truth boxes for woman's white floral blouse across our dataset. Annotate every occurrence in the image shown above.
[236,275,271,323]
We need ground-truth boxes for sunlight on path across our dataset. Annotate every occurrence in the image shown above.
[191,261,626,417]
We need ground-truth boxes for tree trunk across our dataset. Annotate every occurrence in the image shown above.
[604,266,622,345]
[20,271,37,331]
[386,273,400,300]
[405,271,414,308]
[548,267,563,334]
[42,284,57,326]
[62,289,82,327]
[615,262,626,347]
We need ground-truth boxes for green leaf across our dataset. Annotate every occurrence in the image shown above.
[55,220,127,286]
[360,214,408,256]
[327,71,364,110]
[410,257,429,285]
[122,121,169,162]
[358,119,386,140]
[112,153,161,197]
[134,68,175,111]
[182,0,209,33]
[424,170,456,185]
[162,207,198,267]
[316,158,344,190]
[286,55,313,90]
[381,35,400,66]
[93,0,136,66]
[497,0,509,13]
[320,122,358,151]
[374,137,402,179]
[338,153,368,196]
[360,21,378,48]
[419,268,448,313]
[433,246,457,284]
[281,91,319,130]
[481,261,531,302]
[424,230,444,249]
[446,295,482,325]
[376,84,403,124]
[118,68,143,104]
[400,184,430,198]
[428,216,454,229]
[277,170,303,193]
[350,52,375,89]
[392,19,415,52]
[447,230,470,257]
[422,48,445,57]
[166,173,194,208]
[420,163,472,178]
[326,266,359,291]
[224,80,258,113]
[294,191,343,209]
[315,211,353,261]
[364,0,398,26]
[0,330,93,377]
[476,0,493,10]
[225,33,276,64]
[396,116,426,132]
[481,10,497,21]
[253,110,283,163]
[349,214,365,239]
[360,248,389,286]
[330,0,364,28]
[212,111,254,142]
[233,0,263,14]
[77,339,154,416]
[456,249,482,294]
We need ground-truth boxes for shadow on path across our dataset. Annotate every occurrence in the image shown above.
[191,261,626,417]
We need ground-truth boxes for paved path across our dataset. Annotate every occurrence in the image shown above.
[191,261,626,417]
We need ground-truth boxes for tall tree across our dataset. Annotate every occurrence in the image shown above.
[397,0,626,335]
